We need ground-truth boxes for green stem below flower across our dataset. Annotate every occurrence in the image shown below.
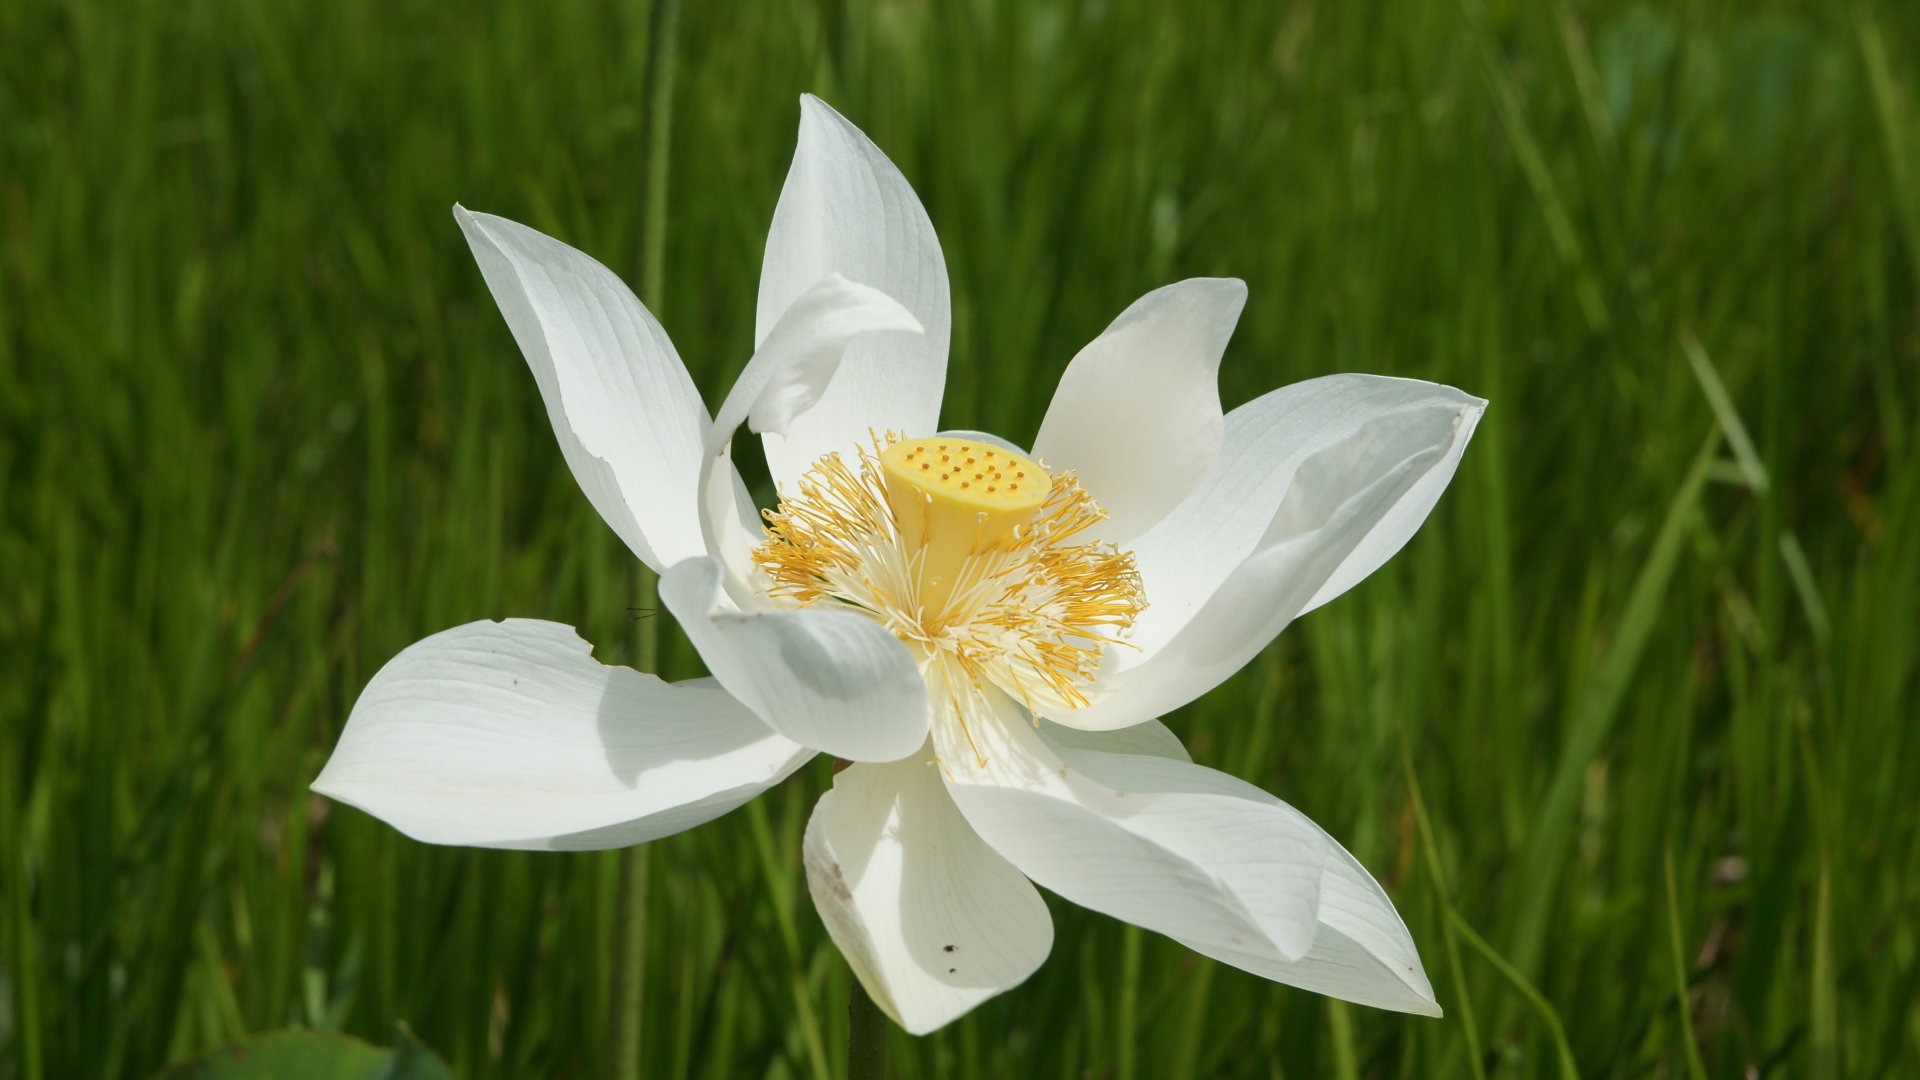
[611,0,678,1069]
[612,569,660,1080]
[847,979,889,1080]
[612,842,651,1080]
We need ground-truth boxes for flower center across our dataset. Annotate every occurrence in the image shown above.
[877,438,1050,618]
[754,433,1145,717]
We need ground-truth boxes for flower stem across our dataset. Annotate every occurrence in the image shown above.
[612,0,679,1073]
[847,980,889,1080]
[612,838,651,1080]
[639,0,680,309]
[612,571,658,1080]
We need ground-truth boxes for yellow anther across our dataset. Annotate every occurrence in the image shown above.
[879,438,1052,619]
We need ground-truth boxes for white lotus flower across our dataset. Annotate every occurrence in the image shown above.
[314,95,1485,1034]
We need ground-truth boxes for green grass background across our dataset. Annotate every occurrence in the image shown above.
[4,0,1917,1076]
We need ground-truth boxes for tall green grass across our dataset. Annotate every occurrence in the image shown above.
[3,0,1916,1076]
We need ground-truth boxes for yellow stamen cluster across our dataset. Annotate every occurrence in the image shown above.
[755,433,1145,724]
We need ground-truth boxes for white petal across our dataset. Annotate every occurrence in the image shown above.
[1047,724,1438,1015]
[805,748,1053,1034]
[1060,402,1476,730]
[1177,837,1441,1016]
[933,669,1328,964]
[721,274,923,441]
[658,557,929,762]
[1038,717,1191,762]
[1031,279,1246,543]
[455,208,713,571]
[312,620,811,850]
[1129,375,1484,648]
[756,96,952,488]
[697,275,921,594]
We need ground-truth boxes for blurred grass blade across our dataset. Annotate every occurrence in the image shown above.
[1855,5,1920,291]
[1662,844,1709,1080]
[1682,334,1768,495]
[1777,532,1832,645]
[1463,0,1611,332]
[1445,910,1581,1080]
[1401,738,1488,1080]
[1508,431,1717,977]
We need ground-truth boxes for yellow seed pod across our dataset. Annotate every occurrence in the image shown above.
[878,438,1051,618]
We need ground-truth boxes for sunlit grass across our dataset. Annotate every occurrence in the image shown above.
[3,0,1917,1076]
